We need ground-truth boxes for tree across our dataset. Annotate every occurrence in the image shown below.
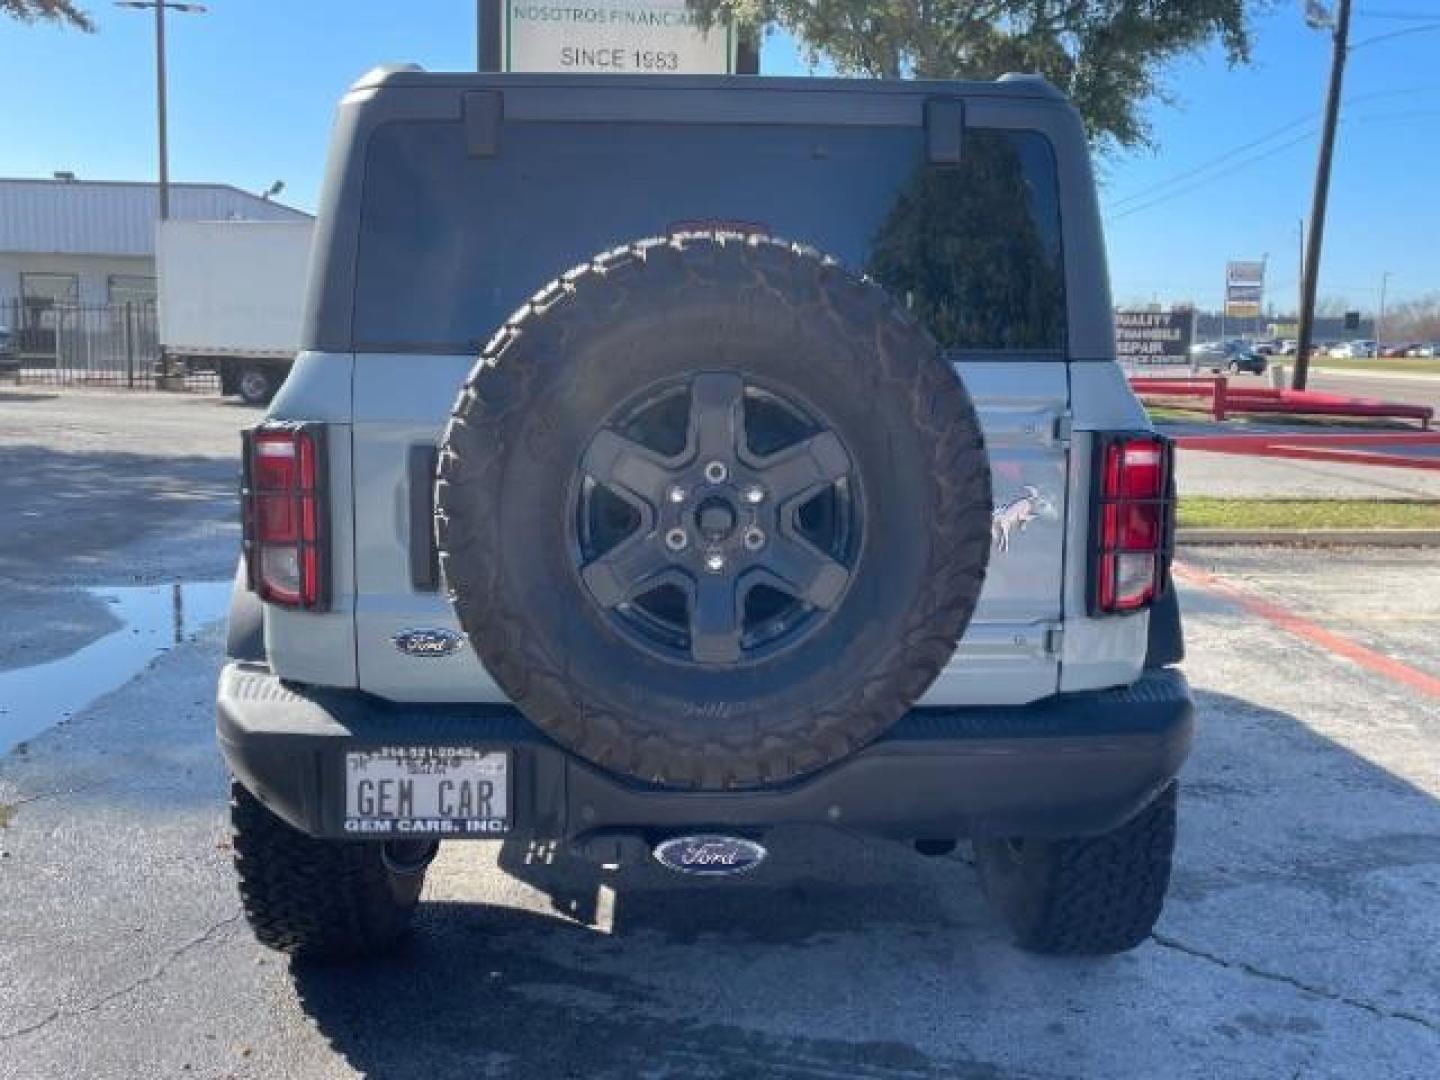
[1383,295,1440,343]
[2,0,93,31]
[691,1,1254,151]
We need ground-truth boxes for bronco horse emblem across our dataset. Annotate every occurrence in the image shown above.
[991,485,1055,553]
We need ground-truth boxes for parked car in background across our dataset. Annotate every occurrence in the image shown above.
[1279,339,1298,355]
[1252,339,1279,355]
[1191,339,1267,374]
[1379,343,1418,358]
[1406,343,1439,358]
[1328,340,1375,359]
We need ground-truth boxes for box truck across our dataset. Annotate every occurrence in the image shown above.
[157,220,313,405]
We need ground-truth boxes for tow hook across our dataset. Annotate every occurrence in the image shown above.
[381,838,441,876]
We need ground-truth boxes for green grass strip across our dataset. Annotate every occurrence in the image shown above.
[1178,498,1440,530]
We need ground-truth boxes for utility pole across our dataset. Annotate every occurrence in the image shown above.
[155,0,168,218]
[115,2,207,221]
[1294,0,1352,391]
[1297,217,1305,324]
[1376,270,1392,357]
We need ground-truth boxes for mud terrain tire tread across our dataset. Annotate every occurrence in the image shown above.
[437,233,991,790]
[230,781,425,958]
[974,782,1178,956]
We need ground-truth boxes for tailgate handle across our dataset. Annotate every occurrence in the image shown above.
[464,90,504,158]
[925,98,965,165]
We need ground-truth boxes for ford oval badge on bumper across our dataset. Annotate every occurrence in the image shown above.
[653,835,767,877]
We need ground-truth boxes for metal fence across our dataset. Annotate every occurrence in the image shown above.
[1,298,218,391]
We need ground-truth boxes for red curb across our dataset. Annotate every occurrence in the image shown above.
[1173,563,1440,700]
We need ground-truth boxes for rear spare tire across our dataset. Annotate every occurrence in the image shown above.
[436,234,992,789]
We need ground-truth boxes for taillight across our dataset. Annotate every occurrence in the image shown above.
[242,424,329,610]
[1091,433,1174,615]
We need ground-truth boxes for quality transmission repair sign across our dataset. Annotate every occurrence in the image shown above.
[502,1,735,73]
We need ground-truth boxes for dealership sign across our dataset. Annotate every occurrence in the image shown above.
[502,2,735,74]
[1115,309,1195,364]
[1225,260,1265,319]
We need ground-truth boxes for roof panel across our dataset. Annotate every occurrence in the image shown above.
[0,179,312,257]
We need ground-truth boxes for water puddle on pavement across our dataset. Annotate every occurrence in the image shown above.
[0,580,230,757]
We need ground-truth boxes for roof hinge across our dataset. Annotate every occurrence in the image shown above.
[464,90,504,158]
[925,98,965,165]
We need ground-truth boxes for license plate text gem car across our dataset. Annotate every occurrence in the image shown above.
[344,747,508,836]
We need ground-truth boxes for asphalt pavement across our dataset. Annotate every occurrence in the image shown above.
[0,387,246,673]
[1,389,1437,1079]
[1307,368,1440,412]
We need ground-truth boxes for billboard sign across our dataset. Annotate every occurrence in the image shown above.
[1225,260,1265,319]
[501,2,734,74]
[1115,309,1195,365]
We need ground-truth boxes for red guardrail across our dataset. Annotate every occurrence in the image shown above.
[1172,431,1440,471]
[1130,377,1433,429]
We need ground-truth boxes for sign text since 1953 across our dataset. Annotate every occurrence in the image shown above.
[502,1,735,74]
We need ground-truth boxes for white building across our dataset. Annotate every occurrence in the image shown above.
[0,175,311,310]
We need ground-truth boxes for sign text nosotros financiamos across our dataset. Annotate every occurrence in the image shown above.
[504,1,733,75]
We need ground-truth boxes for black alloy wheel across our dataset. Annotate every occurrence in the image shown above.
[573,372,862,667]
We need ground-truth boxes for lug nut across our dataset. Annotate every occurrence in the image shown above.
[665,528,689,552]
[667,485,687,505]
[704,552,726,574]
[742,484,766,505]
[743,528,766,552]
[704,461,729,484]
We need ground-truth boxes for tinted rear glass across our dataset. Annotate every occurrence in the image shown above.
[354,121,1065,353]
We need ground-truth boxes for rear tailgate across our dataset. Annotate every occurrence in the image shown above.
[321,77,1101,706]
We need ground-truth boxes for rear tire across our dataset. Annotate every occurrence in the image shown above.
[973,782,1178,956]
[230,781,432,959]
[236,364,279,407]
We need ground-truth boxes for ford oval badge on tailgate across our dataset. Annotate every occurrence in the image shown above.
[392,628,465,659]
[653,835,767,877]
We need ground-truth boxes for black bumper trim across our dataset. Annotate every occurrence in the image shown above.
[218,664,1194,843]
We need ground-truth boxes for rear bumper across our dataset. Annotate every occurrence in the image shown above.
[217,663,1194,843]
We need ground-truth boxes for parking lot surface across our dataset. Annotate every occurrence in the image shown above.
[1,391,1437,1079]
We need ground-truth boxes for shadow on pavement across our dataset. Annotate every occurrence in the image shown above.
[289,870,1000,1080]
[0,444,237,585]
[286,689,1440,1080]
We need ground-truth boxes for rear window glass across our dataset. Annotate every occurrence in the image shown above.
[354,121,1065,353]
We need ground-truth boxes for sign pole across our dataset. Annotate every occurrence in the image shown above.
[478,0,502,72]
[1220,267,1226,342]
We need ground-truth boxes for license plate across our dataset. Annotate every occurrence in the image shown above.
[343,747,508,837]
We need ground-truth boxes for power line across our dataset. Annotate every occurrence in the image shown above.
[1106,114,1313,210]
[1356,8,1440,20]
[1107,132,1316,221]
[1104,107,1440,222]
[1105,85,1440,211]
[1350,21,1440,49]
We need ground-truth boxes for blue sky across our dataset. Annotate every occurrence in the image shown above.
[2,1,1436,314]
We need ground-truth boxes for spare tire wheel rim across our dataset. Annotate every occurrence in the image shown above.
[571,371,863,667]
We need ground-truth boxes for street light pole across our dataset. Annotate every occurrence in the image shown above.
[155,0,167,218]
[1294,0,1352,391]
[1376,271,1392,357]
[115,2,206,221]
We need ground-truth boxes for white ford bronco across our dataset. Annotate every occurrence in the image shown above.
[219,67,1191,959]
